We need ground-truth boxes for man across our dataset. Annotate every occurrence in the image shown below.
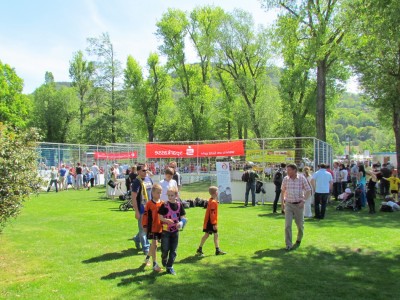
[131,164,150,255]
[350,161,359,190]
[281,164,311,251]
[311,164,333,220]
[272,163,286,213]
[58,164,67,191]
[380,163,391,196]
[75,162,83,190]
[168,161,182,191]
[91,162,100,186]
[332,162,341,200]
[244,166,259,206]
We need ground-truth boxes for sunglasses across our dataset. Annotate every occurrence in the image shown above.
[141,169,148,172]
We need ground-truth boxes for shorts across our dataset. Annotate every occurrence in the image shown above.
[147,232,162,240]
[203,221,217,234]
[390,190,398,194]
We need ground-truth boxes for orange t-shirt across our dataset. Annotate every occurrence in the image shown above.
[203,198,218,230]
[142,200,163,233]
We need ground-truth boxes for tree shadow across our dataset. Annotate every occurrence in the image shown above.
[82,248,138,264]
[115,245,400,300]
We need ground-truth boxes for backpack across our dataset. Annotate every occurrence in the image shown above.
[273,171,283,186]
[242,171,250,182]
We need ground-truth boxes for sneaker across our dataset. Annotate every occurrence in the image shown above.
[167,267,176,275]
[144,258,151,267]
[153,263,162,272]
[215,249,227,255]
[196,249,204,256]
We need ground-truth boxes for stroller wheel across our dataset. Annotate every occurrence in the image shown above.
[119,203,127,211]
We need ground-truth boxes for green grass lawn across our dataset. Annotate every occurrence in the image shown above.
[1,183,399,300]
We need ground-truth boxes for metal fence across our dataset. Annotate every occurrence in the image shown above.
[37,137,332,183]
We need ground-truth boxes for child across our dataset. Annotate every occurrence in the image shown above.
[382,169,400,201]
[196,186,226,256]
[142,184,163,272]
[158,186,186,275]
[66,169,74,190]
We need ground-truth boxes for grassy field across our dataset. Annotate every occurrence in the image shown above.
[1,182,399,300]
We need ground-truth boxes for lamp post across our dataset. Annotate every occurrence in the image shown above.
[346,135,351,159]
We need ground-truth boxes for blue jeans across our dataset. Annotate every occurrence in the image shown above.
[359,184,366,207]
[161,231,179,268]
[133,214,149,253]
[314,193,329,219]
[245,182,256,206]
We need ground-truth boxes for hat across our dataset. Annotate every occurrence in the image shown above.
[345,188,351,193]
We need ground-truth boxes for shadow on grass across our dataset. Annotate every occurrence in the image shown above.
[101,264,146,280]
[82,248,138,263]
[113,246,400,300]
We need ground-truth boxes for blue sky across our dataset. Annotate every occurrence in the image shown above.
[0,0,357,94]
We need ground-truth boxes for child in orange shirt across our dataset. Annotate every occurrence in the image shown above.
[196,186,226,256]
[142,183,163,272]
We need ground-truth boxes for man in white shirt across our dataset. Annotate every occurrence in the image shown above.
[311,163,333,220]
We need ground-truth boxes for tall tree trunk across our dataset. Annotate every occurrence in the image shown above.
[316,59,327,141]
[393,101,400,170]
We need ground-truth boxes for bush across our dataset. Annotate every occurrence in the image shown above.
[0,123,42,232]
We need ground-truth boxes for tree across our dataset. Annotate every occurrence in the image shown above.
[86,32,123,143]
[215,9,272,141]
[156,8,216,140]
[0,61,31,128]
[32,72,79,143]
[348,0,400,168]
[124,53,172,141]
[0,123,42,232]
[262,0,347,142]
[69,51,95,136]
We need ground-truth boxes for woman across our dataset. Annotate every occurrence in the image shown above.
[108,166,117,200]
[366,170,378,214]
[47,166,59,192]
[358,164,367,207]
[303,166,313,218]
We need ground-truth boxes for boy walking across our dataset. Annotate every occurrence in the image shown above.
[196,186,226,256]
[158,186,187,275]
[142,184,164,272]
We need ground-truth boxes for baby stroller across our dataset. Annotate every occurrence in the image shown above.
[336,184,362,211]
[255,180,267,205]
[336,191,355,211]
[119,190,133,211]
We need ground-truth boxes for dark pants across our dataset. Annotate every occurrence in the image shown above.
[245,182,256,206]
[341,182,347,193]
[380,180,390,196]
[90,178,94,187]
[273,188,282,212]
[366,189,376,212]
[161,231,179,268]
[333,182,341,200]
[314,193,329,219]
[47,180,58,192]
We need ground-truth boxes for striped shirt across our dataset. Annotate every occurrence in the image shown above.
[281,173,311,203]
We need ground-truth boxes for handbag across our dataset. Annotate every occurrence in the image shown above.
[107,180,116,188]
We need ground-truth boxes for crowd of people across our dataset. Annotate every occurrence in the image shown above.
[45,162,103,192]
[252,160,400,251]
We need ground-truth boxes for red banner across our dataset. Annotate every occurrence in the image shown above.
[146,141,244,158]
[94,151,137,160]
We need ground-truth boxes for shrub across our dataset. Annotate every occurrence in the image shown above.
[0,123,42,232]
